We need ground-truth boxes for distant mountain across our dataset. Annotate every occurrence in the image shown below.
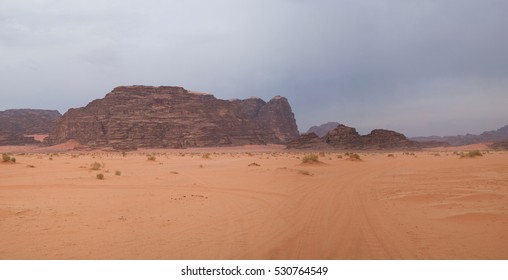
[0,109,61,145]
[306,122,341,137]
[412,125,508,146]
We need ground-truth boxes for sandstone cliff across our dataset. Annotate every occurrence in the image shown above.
[44,86,299,149]
[0,109,61,145]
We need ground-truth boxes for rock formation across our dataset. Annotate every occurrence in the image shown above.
[411,125,508,146]
[0,109,61,145]
[44,86,299,149]
[307,122,341,137]
[286,132,331,150]
[288,124,421,150]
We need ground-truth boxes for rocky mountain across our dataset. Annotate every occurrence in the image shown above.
[288,124,420,150]
[0,109,62,145]
[286,132,332,150]
[307,122,341,137]
[44,86,299,149]
[412,125,508,146]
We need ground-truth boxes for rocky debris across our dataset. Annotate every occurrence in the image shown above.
[44,86,299,149]
[288,124,421,150]
[411,125,508,146]
[307,122,341,137]
[0,109,61,145]
[286,132,332,150]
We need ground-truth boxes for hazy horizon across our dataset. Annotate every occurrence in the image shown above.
[1,1,507,137]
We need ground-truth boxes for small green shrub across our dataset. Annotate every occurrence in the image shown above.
[302,154,319,164]
[347,153,362,161]
[461,150,483,158]
[96,173,104,180]
[90,162,102,170]
[2,153,11,162]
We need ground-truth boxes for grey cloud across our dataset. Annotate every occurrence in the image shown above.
[1,0,507,136]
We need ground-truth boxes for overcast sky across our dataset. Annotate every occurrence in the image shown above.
[1,0,507,136]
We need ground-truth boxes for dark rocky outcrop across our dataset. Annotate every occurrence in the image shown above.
[286,132,331,150]
[307,122,341,137]
[44,86,299,149]
[288,124,421,150]
[0,109,61,145]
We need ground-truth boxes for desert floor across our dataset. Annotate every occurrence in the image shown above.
[1,147,507,259]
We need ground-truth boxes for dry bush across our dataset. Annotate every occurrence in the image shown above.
[302,154,319,164]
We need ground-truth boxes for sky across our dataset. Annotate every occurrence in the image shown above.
[1,0,507,137]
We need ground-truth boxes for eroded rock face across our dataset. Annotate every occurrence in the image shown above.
[44,86,299,149]
[288,124,421,150]
[323,124,363,149]
[0,109,61,145]
[286,132,331,150]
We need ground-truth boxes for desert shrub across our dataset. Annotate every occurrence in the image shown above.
[461,150,483,158]
[302,154,319,163]
[387,154,395,158]
[2,153,11,162]
[115,170,121,176]
[318,152,326,157]
[90,162,102,170]
[27,165,35,168]
[202,153,211,159]
[10,157,16,163]
[348,153,362,161]
[122,151,127,157]
[147,155,156,161]
[96,173,104,180]
[248,162,260,167]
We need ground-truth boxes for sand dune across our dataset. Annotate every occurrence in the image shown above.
[0,149,507,259]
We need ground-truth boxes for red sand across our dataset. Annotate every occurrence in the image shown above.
[1,148,507,259]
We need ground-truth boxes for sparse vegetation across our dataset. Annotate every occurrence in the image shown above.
[96,173,104,180]
[90,162,102,170]
[347,153,362,161]
[2,153,11,162]
[2,154,16,163]
[202,153,211,159]
[302,154,320,164]
[387,154,395,158]
[147,155,156,161]
[115,170,121,176]
[461,150,483,158]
